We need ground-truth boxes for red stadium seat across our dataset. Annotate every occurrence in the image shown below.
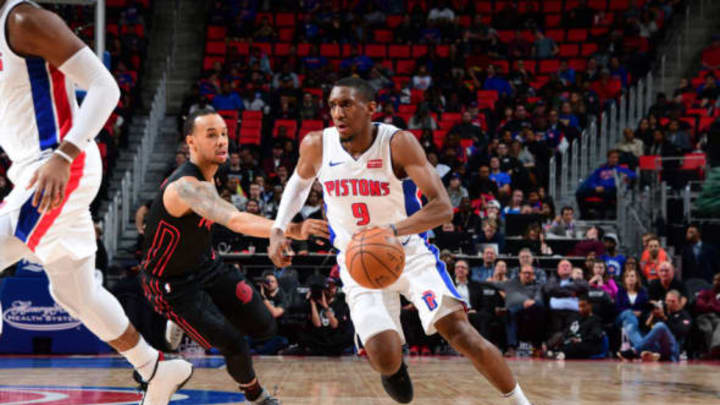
[581,43,599,56]
[388,45,411,59]
[320,44,340,58]
[341,44,354,57]
[228,41,250,55]
[559,44,580,57]
[205,41,226,56]
[543,1,562,12]
[304,88,323,99]
[497,30,514,43]
[217,110,239,122]
[477,90,499,102]
[242,119,262,129]
[565,0,580,10]
[569,58,588,71]
[380,60,393,71]
[203,56,225,71]
[458,15,471,27]
[590,27,610,37]
[546,29,565,42]
[386,15,404,28]
[278,28,294,42]
[588,0,608,10]
[438,120,455,130]
[515,60,536,74]
[106,0,127,6]
[397,112,413,123]
[392,76,410,89]
[699,117,715,133]
[442,112,461,123]
[539,60,561,74]
[207,26,226,41]
[567,29,588,42]
[432,130,447,149]
[365,44,387,59]
[681,153,706,170]
[301,120,324,131]
[474,1,492,13]
[223,118,238,142]
[374,29,393,43]
[242,110,263,121]
[297,43,311,56]
[273,120,298,139]
[396,59,416,75]
[274,43,291,56]
[609,0,631,11]
[639,155,662,170]
[276,13,295,27]
[253,43,272,55]
[435,45,450,58]
[107,24,119,36]
[545,14,562,28]
[410,89,425,104]
[686,108,708,116]
[411,45,428,58]
[239,127,261,145]
[398,104,417,114]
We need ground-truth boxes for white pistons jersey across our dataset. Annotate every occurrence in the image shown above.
[317,123,464,343]
[0,0,80,184]
[317,123,426,253]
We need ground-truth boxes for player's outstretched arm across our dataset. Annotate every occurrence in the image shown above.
[389,131,453,236]
[269,131,324,267]
[166,176,327,240]
[10,4,121,213]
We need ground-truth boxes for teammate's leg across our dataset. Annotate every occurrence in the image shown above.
[44,255,192,405]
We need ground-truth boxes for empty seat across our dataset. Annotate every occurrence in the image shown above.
[228,41,250,55]
[395,59,416,75]
[374,29,393,43]
[242,110,263,121]
[539,60,561,74]
[567,29,588,42]
[365,44,386,58]
[546,29,565,42]
[638,155,662,170]
[559,44,580,57]
[207,26,226,41]
[275,42,291,56]
[205,41,226,55]
[412,45,428,58]
[320,44,340,57]
[203,56,225,71]
[581,43,599,56]
[275,13,295,27]
[239,127,261,145]
[389,45,411,58]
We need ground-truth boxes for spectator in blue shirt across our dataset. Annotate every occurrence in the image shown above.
[558,101,580,129]
[489,156,511,197]
[600,233,626,278]
[340,45,374,74]
[558,60,576,86]
[575,149,637,219]
[212,82,245,111]
[483,65,513,98]
[302,45,328,72]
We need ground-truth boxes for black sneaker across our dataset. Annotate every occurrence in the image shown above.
[617,348,638,361]
[381,362,413,404]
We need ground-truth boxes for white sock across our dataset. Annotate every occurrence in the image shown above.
[503,383,531,405]
[120,338,159,381]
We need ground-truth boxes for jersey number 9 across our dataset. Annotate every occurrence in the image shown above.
[351,203,370,226]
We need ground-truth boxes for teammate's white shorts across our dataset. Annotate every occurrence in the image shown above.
[0,144,101,268]
[339,235,465,345]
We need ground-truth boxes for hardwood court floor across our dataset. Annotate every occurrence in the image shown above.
[0,355,718,404]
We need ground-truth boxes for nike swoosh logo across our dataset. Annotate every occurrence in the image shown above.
[329,161,345,167]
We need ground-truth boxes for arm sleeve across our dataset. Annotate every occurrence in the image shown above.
[272,170,315,232]
[58,47,121,151]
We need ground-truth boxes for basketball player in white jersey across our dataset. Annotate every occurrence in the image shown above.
[269,77,533,404]
[0,2,192,404]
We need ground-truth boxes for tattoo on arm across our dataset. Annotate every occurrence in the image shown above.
[175,178,237,227]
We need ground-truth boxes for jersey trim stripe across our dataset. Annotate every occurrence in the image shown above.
[423,240,463,300]
[14,152,86,250]
[324,203,337,247]
[402,179,426,239]
[26,58,59,150]
[49,64,73,141]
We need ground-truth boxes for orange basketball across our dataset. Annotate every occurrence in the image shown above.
[345,227,405,289]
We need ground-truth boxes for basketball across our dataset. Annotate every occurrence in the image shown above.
[345,227,405,289]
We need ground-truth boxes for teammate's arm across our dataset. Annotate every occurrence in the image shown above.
[9,4,120,212]
[389,131,454,236]
[269,131,324,267]
[165,176,327,240]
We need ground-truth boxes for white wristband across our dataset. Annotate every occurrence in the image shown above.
[53,149,73,163]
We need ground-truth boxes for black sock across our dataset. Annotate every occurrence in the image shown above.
[240,380,263,401]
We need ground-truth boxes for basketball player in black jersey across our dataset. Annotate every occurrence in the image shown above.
[141,108,328,405]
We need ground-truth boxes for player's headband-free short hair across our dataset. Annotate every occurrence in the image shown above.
[333,77,376,102]
[183,108,218,137]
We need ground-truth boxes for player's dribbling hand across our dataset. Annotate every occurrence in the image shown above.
[269,228,294,268]
[27,154,71,213]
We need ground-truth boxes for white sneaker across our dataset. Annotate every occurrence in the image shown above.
[141,357,193,405]
[165,321,184,351]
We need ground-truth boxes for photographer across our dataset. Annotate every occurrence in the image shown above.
[249,272,289,354]
[284,276,354,356]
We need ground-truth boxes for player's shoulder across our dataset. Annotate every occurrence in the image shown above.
[299,130,325,153]
[7,2,56,33]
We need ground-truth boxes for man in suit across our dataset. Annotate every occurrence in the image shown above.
[681,225,719,283]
